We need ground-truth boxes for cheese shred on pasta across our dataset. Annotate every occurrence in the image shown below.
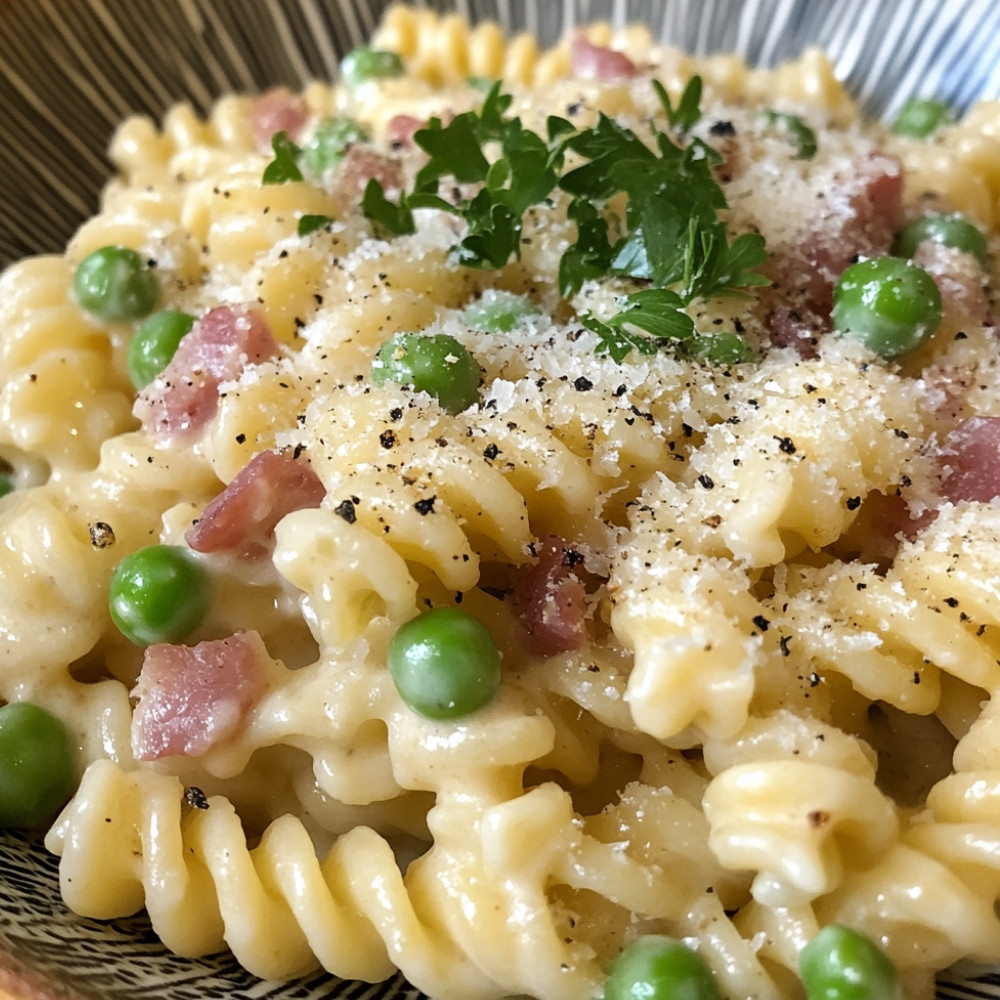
[2,6,1000,999]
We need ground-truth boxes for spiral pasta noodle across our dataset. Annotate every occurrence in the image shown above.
[3,5,1000,1000]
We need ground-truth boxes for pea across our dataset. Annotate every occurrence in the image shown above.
[831,256,942,358]
[301,116,370,180]
[388,608,501,720]
[893,214,988,267]
[0,703,76,829]
[461,291,540,333]
[0,472,14,498]
[109,544,210,646]
[73,245,158,322]
[127,309,196,389]
[799,924,901,1000]
[372,333,481,414]
[892,97,952,138]
[340,46,404,88]
[604,935,720,1000]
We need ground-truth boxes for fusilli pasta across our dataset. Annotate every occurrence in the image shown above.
[0,5,999,999]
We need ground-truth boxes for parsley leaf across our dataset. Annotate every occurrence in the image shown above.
[360,75,769,364]
[654,77,702,134]
[763,110,818,160]
[362,178,417,238]
[582,289,693,363]
[297,214,334,236]
[262,131,304,185]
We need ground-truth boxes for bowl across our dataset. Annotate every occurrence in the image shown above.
[2,1,1000,999]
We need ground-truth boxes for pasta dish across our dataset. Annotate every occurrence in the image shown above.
[1,6,1000,999]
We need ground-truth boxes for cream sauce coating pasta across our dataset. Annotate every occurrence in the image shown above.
[2,5,1000,999]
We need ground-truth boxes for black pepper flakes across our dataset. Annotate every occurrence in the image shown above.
[483,443,499,460]
[697,474,715,489]
[752,614,770,632]
[414,496,436,515]
[88,522,116,548]
[380,430,397,449]
[184,786,210,810]
[334,499,357,523]
[573,375,593,391]
[846,496,862,510]
[709,120,736,137]
[774,436,797,455]
[779,635,792,656]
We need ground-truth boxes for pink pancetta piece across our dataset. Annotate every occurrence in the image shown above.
[938,415,1000,503]
[767,154,904,352]
[251,87,309,153]
[571,33,639,80]
[186,448,326,558]
[135,305,280,439]
[334,146,404,201]
[512,535,588,657]
[131,631,272,760]
[386,114,425,148]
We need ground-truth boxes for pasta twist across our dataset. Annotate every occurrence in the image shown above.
[0,256,136,475]
[772,501,1000,712]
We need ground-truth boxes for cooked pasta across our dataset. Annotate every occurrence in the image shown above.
[2,5,1000,999]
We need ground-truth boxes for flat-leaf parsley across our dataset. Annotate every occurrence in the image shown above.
[359,77,768,362]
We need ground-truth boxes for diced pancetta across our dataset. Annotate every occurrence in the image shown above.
[334,146,404,201]
[512,535,588,657]
[135,305,280,439]
[251,87,309,153]
[766,153,904,351]
[571,33,639,80]
[131,631,272,760]
[938,415,1000,503]
[386,114,425,148]
[186,448,326,558]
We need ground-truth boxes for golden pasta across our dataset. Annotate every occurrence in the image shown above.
[2,6,1000,999]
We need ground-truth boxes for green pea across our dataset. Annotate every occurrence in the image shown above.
[388,608,501,720]
[340,46,405,88]
[372,333,481,413]
[0,702,76,829]
[799,924,901,1000]
[109,544,210,646]
[461,291,540,333]
[892,97,952,138]
[893,214,988,267]
[604,935,720,1000]
[301,116,370,179]
[128,309,196,389]
[0,472,14,498]
[73,245,158,322]
[831,256,942,358]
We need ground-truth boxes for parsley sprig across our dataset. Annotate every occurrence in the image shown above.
[359,77,769,362]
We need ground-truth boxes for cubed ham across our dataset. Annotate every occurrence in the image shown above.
[386,114,425,148]
[334,146,404,201]
[186,448,326,558]
[766,153,904,352]
[135,305,280,439]
[512,535,588,657]
[131,631,272,760]
[571,34,639,80]
[938,415,1000,503]
[251,87,309,153]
